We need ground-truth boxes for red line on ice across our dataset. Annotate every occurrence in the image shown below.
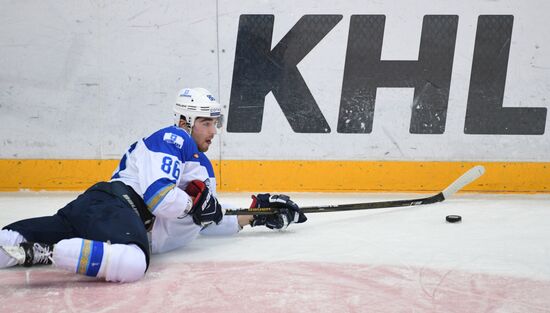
[1,261,549,313]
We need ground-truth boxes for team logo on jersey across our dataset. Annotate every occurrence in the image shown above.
[193,153,199,158]
[163,133,184,148]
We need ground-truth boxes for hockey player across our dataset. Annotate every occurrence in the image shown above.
[0,87,307,283]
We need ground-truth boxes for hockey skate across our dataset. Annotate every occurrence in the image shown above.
[0,242,54,267]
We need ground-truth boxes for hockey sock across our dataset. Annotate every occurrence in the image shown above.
[53,238,146,283]
[54,238,107,277]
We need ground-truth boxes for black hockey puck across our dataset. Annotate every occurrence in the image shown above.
[446,215,462,223]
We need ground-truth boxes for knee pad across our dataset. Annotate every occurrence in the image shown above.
[0,230,25,268]
[104,243,147,283]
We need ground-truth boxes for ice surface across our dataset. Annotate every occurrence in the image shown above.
[1,191,550,312]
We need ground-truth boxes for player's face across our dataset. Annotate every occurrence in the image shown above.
[192,117,218,152]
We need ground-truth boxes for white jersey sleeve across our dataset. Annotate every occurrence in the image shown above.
[199,215,240,236]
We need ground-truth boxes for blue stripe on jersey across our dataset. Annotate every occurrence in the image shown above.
[198,153,215,178]
[128,141,138,154]
[111,154,126,179]
[112,141,138,179]
[144,178,176,212]
[143,126,195,163]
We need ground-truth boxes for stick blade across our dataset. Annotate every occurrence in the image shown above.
[441,165,485,199]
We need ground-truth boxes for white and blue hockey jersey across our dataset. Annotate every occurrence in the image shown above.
[111,126,239,254]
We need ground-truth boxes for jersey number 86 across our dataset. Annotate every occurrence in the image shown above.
[161,156,180,180]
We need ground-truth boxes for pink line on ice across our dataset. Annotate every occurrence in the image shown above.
[1,261,549,313]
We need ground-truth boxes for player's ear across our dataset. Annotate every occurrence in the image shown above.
[178,118,188,130]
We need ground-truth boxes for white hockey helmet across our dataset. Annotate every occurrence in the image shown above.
[173,87,223,129]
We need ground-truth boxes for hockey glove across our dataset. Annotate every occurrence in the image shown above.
[185,180,223,226]
[249,194,307,230]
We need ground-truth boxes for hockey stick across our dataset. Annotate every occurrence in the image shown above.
[224,165,485,215]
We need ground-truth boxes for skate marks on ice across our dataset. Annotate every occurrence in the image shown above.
[1,261,549,313]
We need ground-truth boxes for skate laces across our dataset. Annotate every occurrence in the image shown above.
[32,243,54,265]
